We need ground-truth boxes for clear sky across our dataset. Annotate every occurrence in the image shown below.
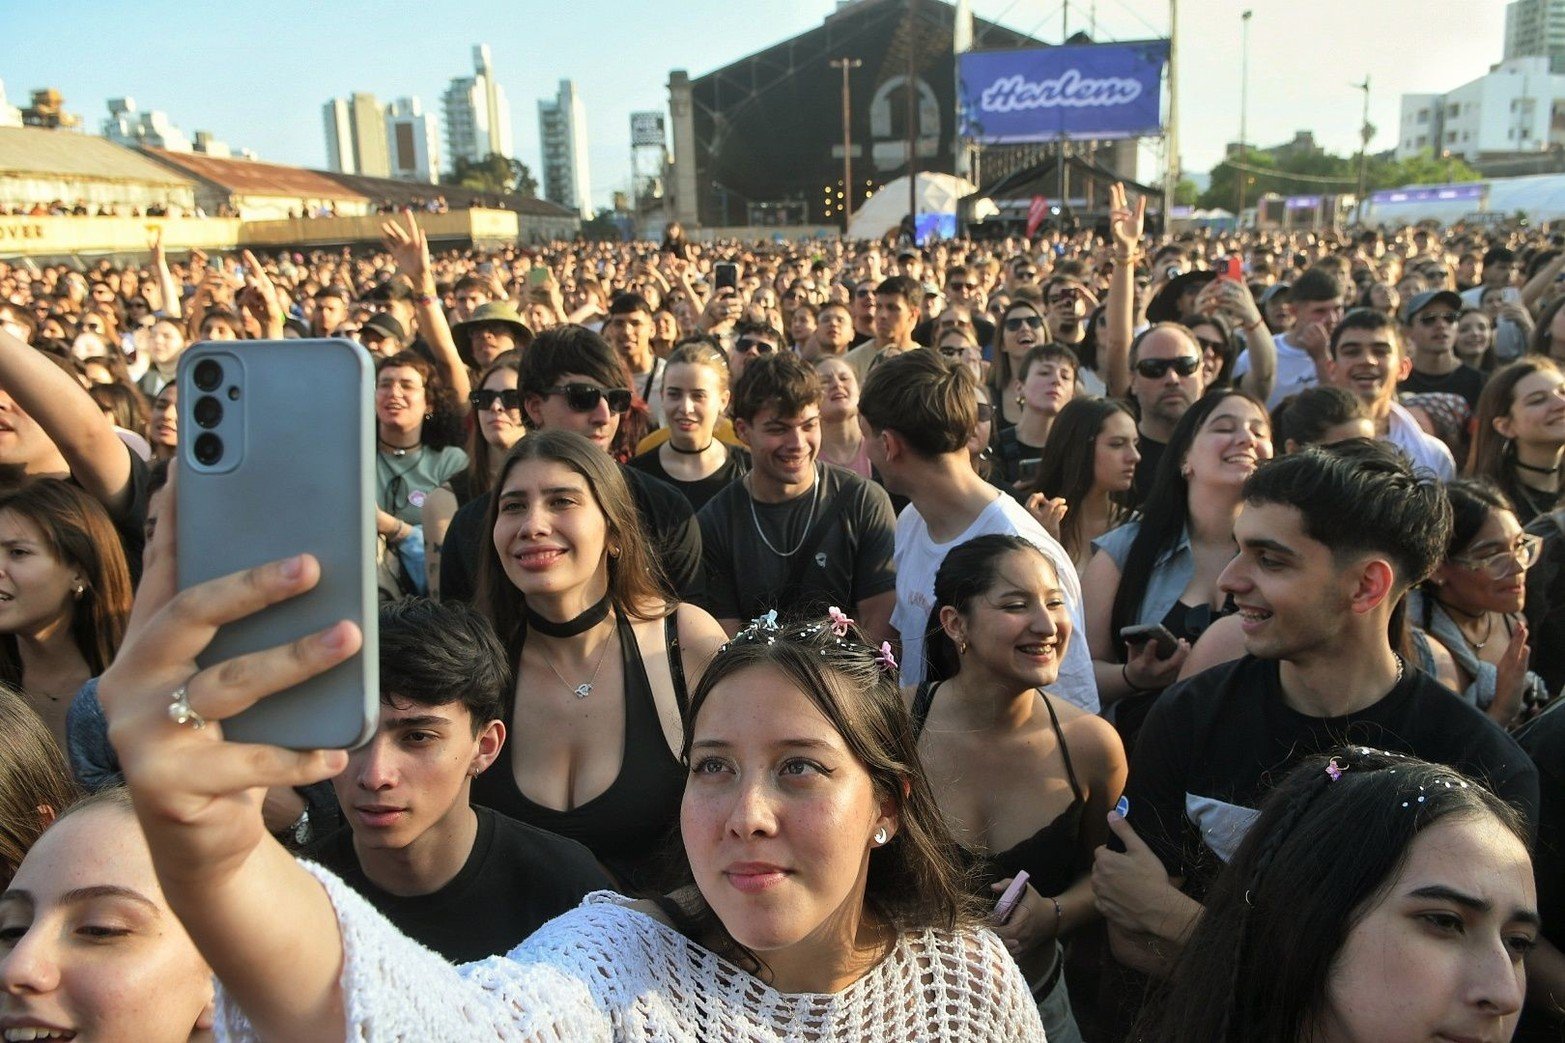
[0,0,1508,208]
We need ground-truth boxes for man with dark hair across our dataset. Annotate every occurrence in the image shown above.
[310,284,352,337]
[860,350,1097,710]
[848,277,877,346]
[805,301,854,360]
[696,351,896,640]
[1233,265,1342,409]
[726,318,783,384]
[308,598,610,963]
[912,265,995,347]
[1461,245,1519,307]
[1041,274,1091,351]
[842,275,920,383]
[1326,308,1455,478]
[1398,289,1485,412]
[604,292,665,427]
[438,325,703,603]
[448,274,492,324]
[1095,441,1538,981]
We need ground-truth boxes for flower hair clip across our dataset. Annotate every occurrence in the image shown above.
[827,607,854,637]
[874,642,898,673]
[1325,757,1345,782]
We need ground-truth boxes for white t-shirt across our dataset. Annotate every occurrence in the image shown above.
[1233,331,1318,411]
[892,493,1099,712]
[1386,400,1456,480]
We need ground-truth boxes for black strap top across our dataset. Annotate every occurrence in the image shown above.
[911,681,1087,899]
[471,612,689,892]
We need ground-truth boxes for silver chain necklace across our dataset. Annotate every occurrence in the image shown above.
[747,465,820,557]
[538,624,615,699]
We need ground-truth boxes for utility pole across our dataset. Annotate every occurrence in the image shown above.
[1353,76,1372,225]
[1164,0,1179,230]
[907,0,920,241]
[830,57,862,232]
[1237,10,1252,219]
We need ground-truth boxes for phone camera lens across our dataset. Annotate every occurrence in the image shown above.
[193,433,224,466]
[193,359,223,392]
[193,395,223,429]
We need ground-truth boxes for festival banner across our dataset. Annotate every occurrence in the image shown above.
[958,41,1169,144]
[1025,196,1049,237]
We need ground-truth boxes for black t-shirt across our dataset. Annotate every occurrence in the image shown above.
[1131,433,1167,506]
[626,444,750,513]
[1125,655,1539,901]
[305,805,612,964]
[695,463,896,624]
[911,315,996,349]
[1398,363,1486,412]
[439,463,705,605]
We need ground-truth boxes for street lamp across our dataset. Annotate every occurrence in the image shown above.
[1237,10,1252,219]
[829,57,863,231]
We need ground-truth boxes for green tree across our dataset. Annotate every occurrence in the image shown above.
[1198,146,1483,212]
[1365,150,1482,190]
[580,207,625,242]
[443,153,538,197]
[1174,178,1199,206]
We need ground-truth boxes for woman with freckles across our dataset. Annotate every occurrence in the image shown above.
[96,504,1046,1039]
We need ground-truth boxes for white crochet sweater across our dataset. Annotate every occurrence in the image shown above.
[216,862,1046,1042]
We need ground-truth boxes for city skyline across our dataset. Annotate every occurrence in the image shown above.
[1,0,1511,212]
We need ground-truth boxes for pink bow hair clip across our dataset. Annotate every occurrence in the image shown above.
[874,642,897,672]
[827,606,854,637]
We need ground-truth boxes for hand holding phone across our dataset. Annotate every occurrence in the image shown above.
[993,870,1031,925]
[1119,624,1178,659]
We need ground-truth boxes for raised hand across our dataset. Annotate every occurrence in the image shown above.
[1107,182,1146,258]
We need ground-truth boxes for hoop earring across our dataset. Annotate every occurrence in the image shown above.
[873,827,889,846]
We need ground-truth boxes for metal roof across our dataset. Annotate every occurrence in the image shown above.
[140,148,366,201]
[0,127,194,185]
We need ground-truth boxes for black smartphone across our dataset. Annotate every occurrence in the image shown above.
[714,262,739,291]
[1119,623,1178,659]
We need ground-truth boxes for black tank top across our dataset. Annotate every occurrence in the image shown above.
[471,612,689,892]
[911,681,1087,899]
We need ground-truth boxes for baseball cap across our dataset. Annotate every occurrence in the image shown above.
[1400,289,1462,325]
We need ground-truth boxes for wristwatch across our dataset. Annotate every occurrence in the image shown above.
[278,807,312,848]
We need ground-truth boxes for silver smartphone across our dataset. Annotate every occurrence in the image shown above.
[176,338,378,749]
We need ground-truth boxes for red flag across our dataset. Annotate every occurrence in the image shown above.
[1025,195,1049,238]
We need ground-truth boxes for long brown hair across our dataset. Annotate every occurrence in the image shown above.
[662,614,982,975]
[477,430,672,651]
[462,350,524,498]
[1467,357,1561,511]
[0,479,133,684]
[0,686,80,887]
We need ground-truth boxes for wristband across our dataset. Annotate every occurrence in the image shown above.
[415,293,438,306]
[1048,896,1063,937]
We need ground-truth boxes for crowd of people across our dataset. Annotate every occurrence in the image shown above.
[0,190,1563,1041]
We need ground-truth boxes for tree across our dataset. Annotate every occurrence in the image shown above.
[1197,145,1483,212]
[1174,178,1199,206]
[580,207,627,242]
[443,153,538,197]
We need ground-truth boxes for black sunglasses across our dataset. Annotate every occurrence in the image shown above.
[1004,315,1045,332]
[735,337,777,355]
[545,383,632,414]
[1134,356,1202,379]
[469,388,523,411]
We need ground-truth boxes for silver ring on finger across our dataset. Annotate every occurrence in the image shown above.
[167,685,206,730]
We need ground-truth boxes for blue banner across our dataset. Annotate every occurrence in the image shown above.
[958,41,1169,144]
[1369,184,1486,205]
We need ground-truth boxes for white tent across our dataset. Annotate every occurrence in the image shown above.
[846,172,997,240]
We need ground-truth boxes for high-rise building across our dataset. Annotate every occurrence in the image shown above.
[322,92,391,177]
[385,97,441,183]
[104,97,192,152]
[1506,0,1565,72]
[1396,56,1565,160]
[538,79,592,218]
[442,44,513,169]
[323,98,356,173]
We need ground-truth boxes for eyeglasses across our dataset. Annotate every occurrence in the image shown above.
[469,388,523,412]
[1134,356,1202,379]
[1004,315,1045,332]
[1416,312,1459,327]
[734,337,777,355]
[544,383,632,414]
[976,403,994,422]
[1452,534,1543,578]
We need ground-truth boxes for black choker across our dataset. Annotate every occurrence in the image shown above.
[668,439,715,455]
[1514,458,1562,475]
[524,591,612,638]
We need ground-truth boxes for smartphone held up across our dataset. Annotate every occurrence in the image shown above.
[175,338,378,750]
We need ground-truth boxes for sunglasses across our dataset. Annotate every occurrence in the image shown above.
[1048,290,1080,305]
[1004,315,1045,332]
[1134,356,1202,379]
[947,281,976,292]
[545,383,632,414]
[469,388,523,411]
[1014,268,1038,279]
[1416,311,1459,326]
[735,337,777,355]
[1195,337,1226,354]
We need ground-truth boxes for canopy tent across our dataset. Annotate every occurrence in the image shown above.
[846,173,997,241]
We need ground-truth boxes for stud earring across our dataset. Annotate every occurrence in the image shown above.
[73,584,84,598]
[873,827,889,845]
